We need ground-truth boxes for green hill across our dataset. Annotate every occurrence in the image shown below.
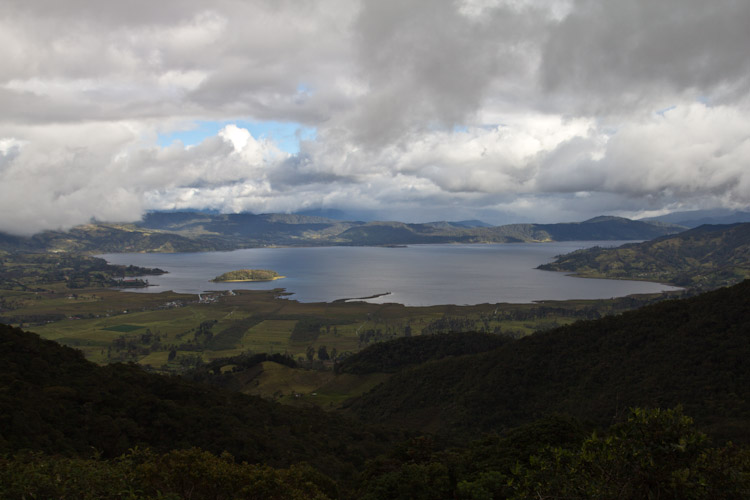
[336,331,510,375]
[0,323,401,481]
[539,222,750,289]
[344,280,750,443]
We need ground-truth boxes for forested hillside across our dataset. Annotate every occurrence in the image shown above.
[0,323,402,481]
[345,279,750,443]
[540,222,750,289]
[336,331,510,374]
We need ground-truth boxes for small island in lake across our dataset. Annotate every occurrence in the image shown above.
[211,269,285,282]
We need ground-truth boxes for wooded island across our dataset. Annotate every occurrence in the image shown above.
[211,269,284,282]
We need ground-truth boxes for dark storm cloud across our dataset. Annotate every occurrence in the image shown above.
[343,0,549,146]
[541,0,750,113]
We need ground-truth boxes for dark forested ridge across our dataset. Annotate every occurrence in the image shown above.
[345,280,750,443]
[0,323,402,481]
[336,331,510,374]
[540,222,750,289]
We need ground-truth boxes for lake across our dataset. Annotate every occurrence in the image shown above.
[100,242,681,306]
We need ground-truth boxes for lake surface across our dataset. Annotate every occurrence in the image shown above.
[100,242,681,306]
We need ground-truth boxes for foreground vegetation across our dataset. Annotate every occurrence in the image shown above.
[2,409,748,499]
[1,449,337,500]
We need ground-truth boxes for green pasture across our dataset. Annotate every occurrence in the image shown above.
[19,288,601,368]
[238,361,392,410]
[311,372,393,408]
[241,319,298,353]
[102,324,144,333]
[248,361,335,400]
[3,277,672,380]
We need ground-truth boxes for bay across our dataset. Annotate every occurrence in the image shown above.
[100,242,681,306]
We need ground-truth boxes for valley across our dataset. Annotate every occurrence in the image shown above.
[2,215,749,498]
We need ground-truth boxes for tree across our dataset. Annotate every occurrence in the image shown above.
[306,345,315,362]
[510,407,750,499]
[318,345,330,361]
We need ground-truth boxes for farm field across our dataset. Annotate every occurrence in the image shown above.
[2,281,677,370]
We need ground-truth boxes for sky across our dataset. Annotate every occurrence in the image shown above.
[1,0,750,235]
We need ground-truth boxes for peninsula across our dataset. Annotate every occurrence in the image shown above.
[211,269,285,282]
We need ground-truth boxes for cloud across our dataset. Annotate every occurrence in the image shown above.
[0,0,749,235]
[540,0,750,114]
[535,103,750,203]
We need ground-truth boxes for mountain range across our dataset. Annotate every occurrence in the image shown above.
[0,212,682,253]
[642,209,750,228]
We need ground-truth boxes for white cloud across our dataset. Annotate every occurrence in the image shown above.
[0,0,749,235]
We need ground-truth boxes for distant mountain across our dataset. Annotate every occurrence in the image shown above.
[539,222,750,289]
[533,216,684,241]
[344,280,750,443]
[0,213,683,253]
[293,207,374,221]
[335,216,681,246]
[427,219,493,228]
[642,209,750,228]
